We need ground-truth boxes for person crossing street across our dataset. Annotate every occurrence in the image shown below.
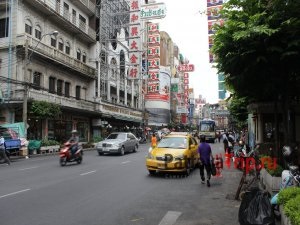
[198,135,213,187]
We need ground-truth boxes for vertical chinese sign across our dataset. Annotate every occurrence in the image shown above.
[207,0,224,63]
[129,0,141,79]
[145,22,162,100]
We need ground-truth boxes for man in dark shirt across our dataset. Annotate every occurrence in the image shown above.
[198,135,213,187]
[68,130,79,156]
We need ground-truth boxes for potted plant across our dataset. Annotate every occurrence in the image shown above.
[278,187,300,225]
[260,155,283,193]
[40,138,60,154]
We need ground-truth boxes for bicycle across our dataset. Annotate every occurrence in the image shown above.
[234,146,262,200]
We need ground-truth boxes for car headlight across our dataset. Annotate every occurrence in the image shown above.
[97,143,103,148]
[146,152,154,159]
[113,143,121,148]
[174,154,185,160]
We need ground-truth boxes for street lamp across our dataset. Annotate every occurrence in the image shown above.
[23,30,59,141]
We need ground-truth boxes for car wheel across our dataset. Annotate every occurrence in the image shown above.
[98,152,103,156]
[133,145,138,152]
[120,146,125,156]
[148,170,156,175]
[185,159,191,176]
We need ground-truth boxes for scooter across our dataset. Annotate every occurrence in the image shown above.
[271,165,300,219]
[138,136,147,144]
[59,141,83,166]
[271,146,300,219]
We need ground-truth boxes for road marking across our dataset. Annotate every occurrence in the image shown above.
[80,170,96,176]
[0,189,31,199]
[19,166,39,171]
[158,211,182,225]
[121,161,131,164]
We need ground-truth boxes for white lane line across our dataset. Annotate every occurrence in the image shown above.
[158,211,182,225]
[121,161,131,164]
[80,170,96,176]
[19,166,39,171]
[0,189,31,199]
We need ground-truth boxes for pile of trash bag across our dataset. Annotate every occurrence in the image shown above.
[239,188,275,225]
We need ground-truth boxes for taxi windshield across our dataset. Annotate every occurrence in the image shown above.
[157,137,187,149]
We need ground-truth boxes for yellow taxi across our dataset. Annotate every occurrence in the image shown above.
[146,132,199,175]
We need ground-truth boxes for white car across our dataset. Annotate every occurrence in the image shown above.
[96,132,139,156]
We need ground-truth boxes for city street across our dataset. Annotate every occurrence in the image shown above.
[0,142,242,225]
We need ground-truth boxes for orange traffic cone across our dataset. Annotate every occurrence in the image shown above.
[225,148,231,168]
[214,154,223,177]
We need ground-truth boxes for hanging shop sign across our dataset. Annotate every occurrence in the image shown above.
[177,64,195,72]
[140,3,167,20]
[128,0,141,79]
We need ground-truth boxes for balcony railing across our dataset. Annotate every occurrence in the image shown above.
[28,89,95,112]
[23,0,96,41]
[16,34,96,79]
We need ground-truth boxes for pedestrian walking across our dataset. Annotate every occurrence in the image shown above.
[0,134,10,165]
[151,133,157,148]
[198,135,213,187]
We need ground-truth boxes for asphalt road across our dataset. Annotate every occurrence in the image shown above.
[0,142,242,225]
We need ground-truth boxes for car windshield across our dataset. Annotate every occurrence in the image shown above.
[106,133,126,140]
[157,137,187,149]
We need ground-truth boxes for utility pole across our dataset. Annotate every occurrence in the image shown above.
[23,38,28,139]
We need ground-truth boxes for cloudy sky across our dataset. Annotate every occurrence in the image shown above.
[154,0,219,103]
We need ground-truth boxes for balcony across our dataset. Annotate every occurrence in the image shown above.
[70,0,96,17]
[28,89,96,112]
[16,34,96,79]
[23,0,96,43]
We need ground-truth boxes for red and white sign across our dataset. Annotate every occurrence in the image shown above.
[177,64,195,72]
[128,0,141,79]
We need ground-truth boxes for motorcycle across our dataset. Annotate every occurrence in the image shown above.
[271,146,300,219]
[138,136,147,144]
[59,141,83,166]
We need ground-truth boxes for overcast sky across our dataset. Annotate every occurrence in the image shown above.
[154,0,219,103]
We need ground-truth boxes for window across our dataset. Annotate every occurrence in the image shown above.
[51,35,57,47]
[65,82,70,97]
[49,77,56,94]
[65,42,70,55]
[77,49,81,60]
[79,14,86,30]
[57,79,63,96]
[35,26,41,40]
[82,52,86,63]
[33,72,41,90]
[58,38,64,51]
[25,20,32,35]
[0,18,9,38]
[72,9,77,24]
[63,3,70,18]
[75,86,81,100]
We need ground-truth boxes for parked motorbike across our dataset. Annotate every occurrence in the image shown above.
[59,141,83,166]
[138,136,147,144]
[271,145,300,219]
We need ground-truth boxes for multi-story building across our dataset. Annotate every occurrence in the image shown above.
[0,0,143,142]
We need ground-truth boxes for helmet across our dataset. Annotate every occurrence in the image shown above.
[239,140,244,145]
[282,145,293,162]
[71,130,78,134]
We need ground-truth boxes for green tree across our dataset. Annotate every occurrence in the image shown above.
[212,0,300,144]
[30,100,61,119]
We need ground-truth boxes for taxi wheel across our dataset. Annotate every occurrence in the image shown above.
[185,160,191,176]
[148,170,156,175]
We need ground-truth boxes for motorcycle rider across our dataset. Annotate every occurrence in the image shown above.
[68,130,79,157]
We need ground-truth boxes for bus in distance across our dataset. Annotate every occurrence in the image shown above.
[198,119,216,143]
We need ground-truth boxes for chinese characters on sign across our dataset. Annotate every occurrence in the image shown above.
[146,22,160,95]
[129,0,141,79]
[177,64,195,72]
